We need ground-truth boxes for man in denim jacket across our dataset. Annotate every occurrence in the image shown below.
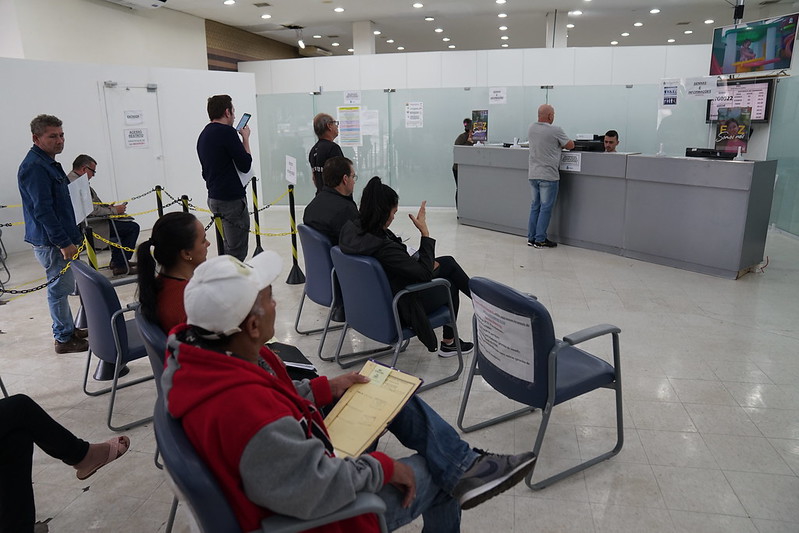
[17,114,88,354]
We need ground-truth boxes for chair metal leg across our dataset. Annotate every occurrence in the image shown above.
[0,376,9,398]
[331,323,400,369]
[294,291,344,339]
[82,349,155,431]
[165,496,179,533]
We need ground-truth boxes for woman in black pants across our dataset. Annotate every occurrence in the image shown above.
[339,176,473,357]
[0,394,130,533]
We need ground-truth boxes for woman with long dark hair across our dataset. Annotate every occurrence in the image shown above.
[136,212,210,333]
[339,176,472,356]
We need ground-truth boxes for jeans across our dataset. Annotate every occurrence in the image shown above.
[108,219,140,268]
[0,395,89,533]
[32,245,76,343]
[527,179,559,243]
[380,396,478,532]
[208,197,249,261]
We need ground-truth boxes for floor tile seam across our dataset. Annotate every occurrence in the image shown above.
[648,463,748,517]
[719,469,794,521]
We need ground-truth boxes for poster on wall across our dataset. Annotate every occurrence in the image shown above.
[471,110,488,142]
[489,87,507,104]
[405,102,424,128]
[361,109,380,136]
[660,80,679,108]
[124,128,149,148]
[124,110,144,125]
[344,90,361,105]
[714,106,751,154]
[337,106,363,146]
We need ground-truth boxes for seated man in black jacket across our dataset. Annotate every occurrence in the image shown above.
[302,156,359,245]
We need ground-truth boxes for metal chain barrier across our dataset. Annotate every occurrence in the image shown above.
[91,232,137,253]
[0,240,87,295]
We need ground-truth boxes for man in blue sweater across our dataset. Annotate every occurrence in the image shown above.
[197,95,252,261]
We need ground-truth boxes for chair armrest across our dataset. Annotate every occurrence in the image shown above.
[258,492,386,533]
[563,324,620,346]
[396,278,451,299]
[125,302,140,311]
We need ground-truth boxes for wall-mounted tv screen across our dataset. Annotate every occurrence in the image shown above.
[706,78,774,122]
[710,13,797,75]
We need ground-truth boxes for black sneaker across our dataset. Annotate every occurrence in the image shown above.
[54,336,89,354]
[438,339,473,358]
[533,239,557,249]
[454,450,537,510]
[527,241,535,247]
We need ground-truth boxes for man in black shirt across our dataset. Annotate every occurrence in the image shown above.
[308,113,343,195]
[302,156,358,245]
[452,118,474,208]
[197,94,252,260]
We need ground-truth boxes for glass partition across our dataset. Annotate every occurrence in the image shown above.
[766,76,799,235]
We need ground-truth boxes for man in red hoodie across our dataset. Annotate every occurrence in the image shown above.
[162,252,536,532]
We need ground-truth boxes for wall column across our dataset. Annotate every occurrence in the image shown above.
[353,20,375,55]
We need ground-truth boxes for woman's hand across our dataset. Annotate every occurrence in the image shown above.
[408,201,430,237]
[328,372,369,398]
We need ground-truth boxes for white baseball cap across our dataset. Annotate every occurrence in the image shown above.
[184,251,283,337]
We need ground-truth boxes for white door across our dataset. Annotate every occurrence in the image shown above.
[102,82,166,230]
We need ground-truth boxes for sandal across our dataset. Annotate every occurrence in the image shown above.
[76,436,130,480]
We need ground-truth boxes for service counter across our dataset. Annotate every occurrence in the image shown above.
[455,145,777,279]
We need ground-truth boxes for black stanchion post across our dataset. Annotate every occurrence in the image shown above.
[251,177,264,257]
[155,185,164,218]
[285,184,305,284]
[213,213,225,256]
[181,195,189,213]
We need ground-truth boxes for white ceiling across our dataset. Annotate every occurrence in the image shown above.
[163,0,799,56]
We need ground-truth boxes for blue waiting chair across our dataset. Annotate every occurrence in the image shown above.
[330,246,464,391]
[457,277,623,490]
[153,398,387,533]
[294,224,344,360]
[72,260,153,431]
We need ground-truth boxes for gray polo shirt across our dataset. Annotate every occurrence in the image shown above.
[527,121,571,181]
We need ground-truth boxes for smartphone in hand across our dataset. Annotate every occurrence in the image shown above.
[235,113,251,131]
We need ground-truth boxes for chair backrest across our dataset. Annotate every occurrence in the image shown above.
[469,277,557,408]
[297,224,336,307]
[71,260,129,363]
[135,306,168,397]
[330,247,398,344]
[153,399,243,533]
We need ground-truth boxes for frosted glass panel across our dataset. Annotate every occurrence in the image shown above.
[767,77,799,236]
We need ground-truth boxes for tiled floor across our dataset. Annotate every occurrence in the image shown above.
[1,207,798,532]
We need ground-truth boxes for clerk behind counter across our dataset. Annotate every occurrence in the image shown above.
[603,130,620,153]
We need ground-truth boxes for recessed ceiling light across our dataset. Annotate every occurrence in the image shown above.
[313,35,322,39]
[633,22,643,27]
[374,30,381,35]
[501,43,509,47]
[566,23,575,28]
[684,30,693,34]
[501,35,509,40]
[498,13,507,18]
[397,46,405,50]
[442,37,450,42]
[705,19,715,24]
[435,28,444,33]
[584,0,592,2]
[611,40,619,45]
[499,25,508,31]
[334,7,344,13]
[413,2,424,8]
[387,39,395,43]
[261,14,271,19]
[223,0,234,4]
[650,8,660,14]
[347,48,354,52]
[568,10,583,16]
[621,32,630,37]
[425,17,434,21]
[667,38,675,43]
[448,44,456,48]
[331,42,340,46]
[496,0,506,4]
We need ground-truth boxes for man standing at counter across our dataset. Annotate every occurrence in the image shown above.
[604,130,620,153]
[526,104,574,248]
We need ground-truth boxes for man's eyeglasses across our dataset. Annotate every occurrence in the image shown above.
[350,173,358,182]
[85,167,97,176]
[332,120,340,126]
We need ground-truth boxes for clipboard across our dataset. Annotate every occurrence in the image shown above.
[324,360,422,458]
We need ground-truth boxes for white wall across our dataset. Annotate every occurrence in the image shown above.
[0,0,207,70]
[0,57,258,254]
[239,45,713,94]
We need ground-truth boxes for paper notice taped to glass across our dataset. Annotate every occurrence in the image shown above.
[472,293,534,383]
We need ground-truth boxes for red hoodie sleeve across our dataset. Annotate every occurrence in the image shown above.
[310,376,333,406]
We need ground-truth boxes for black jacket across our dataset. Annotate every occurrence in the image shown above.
[339,220,439,351]
[302,187,358,245]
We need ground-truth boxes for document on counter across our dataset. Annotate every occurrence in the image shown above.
[324,360,422,458]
